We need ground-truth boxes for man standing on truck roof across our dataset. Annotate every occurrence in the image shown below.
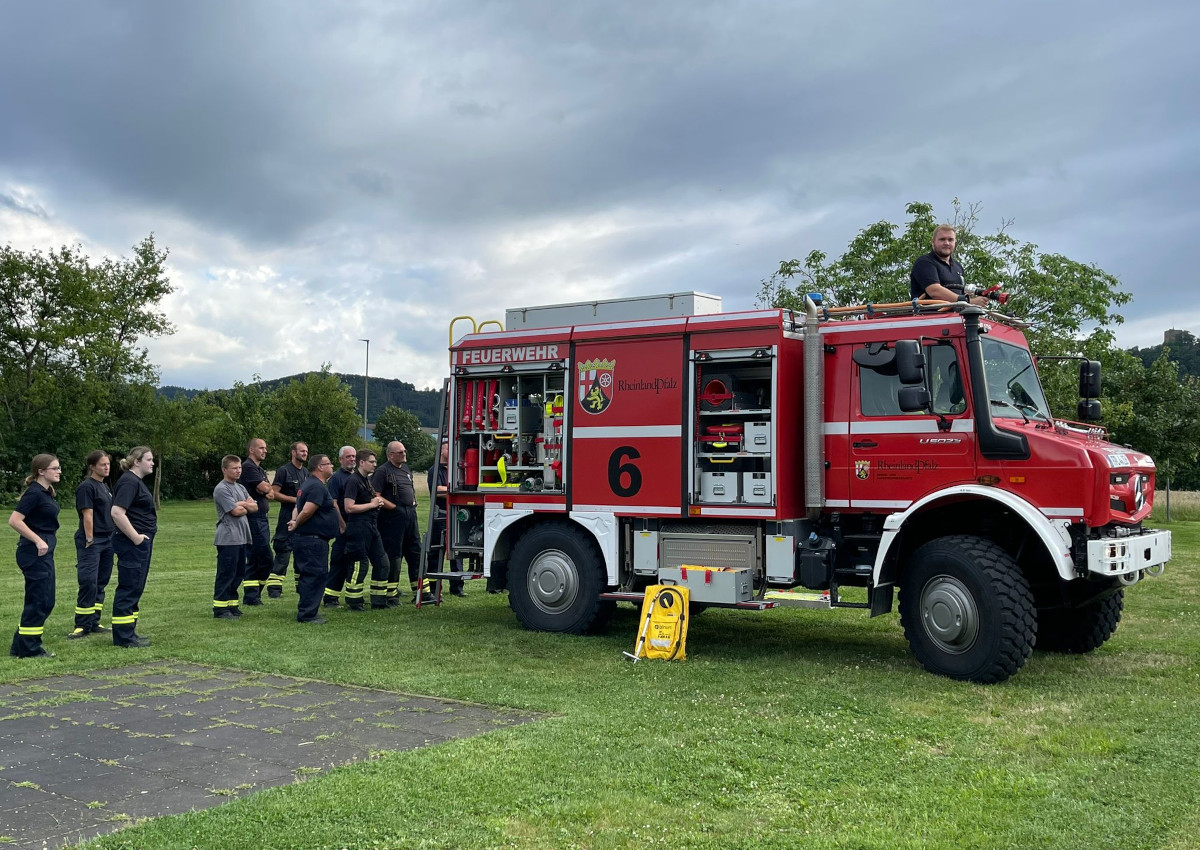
[910,225,987,306]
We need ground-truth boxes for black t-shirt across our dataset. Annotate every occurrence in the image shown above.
[372,462,416,509]
[294,477,338,540]
[113,471,157,535]
[910,251,966,299]
[273,462,309,522]
[75,478,114,536]
[328,468,352,504]
[342,472,378,524]
[239,458,269,515]
[428,463,449,519]
[16,484,60,536]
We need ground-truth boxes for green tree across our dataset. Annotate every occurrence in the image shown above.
[269,367,361,461]
[759,200,1131,359]
[760,200,1139,420]
[201,376,278,458]
[1103,353,1200,488]
[0,236,173,486]
[373,406,436,471]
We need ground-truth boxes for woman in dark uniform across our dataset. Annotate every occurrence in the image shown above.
[110,446,157,649]
[69,450,115,640]
[8,453,63,658]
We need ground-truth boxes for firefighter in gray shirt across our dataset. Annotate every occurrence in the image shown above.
[213,455,257,619]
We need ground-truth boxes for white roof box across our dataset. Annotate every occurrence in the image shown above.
[505,292,722,331]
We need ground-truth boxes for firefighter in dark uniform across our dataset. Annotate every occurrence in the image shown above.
[427,440,465,596]
[372,441,428,606]
[323,445,359,608]
[69,450,115,639]
[110,446,157,648]
[910,225,988,306]
[238,437,274,605]
[8,454,63,658]
[289,454,338,624]
[267,441,309,598]
[342,449,391,609]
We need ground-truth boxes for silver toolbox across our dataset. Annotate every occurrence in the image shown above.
[659,564,754,605]
[742,471,772,504]
[745,421,771,454]
[700,471,737,503]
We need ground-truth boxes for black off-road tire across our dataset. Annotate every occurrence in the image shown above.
[899,535,1036,684]
[508,522,613,634]
[1036,590,1124,654]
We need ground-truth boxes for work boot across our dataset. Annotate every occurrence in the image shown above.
[67,628,89,640]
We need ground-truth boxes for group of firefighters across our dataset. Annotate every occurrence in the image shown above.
[7,436,459,656]
[217,438,460,625]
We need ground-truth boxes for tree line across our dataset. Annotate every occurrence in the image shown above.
[162,372,443,429]
[0,237,435,502]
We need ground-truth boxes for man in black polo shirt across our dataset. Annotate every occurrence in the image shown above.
[910,225,986,305]
[289,454,338,624]
[239,438,274,606]
[267,441,309,598]
[323,445,360,608]
[372,441,427,606]
[342,449,391,609]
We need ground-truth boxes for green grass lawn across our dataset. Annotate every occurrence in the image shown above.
[2,500,1198,849]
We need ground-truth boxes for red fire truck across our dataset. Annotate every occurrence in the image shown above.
[433,292,1171,683]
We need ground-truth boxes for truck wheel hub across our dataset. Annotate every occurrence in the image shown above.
[920,575,978,654]
[528,548,578,613]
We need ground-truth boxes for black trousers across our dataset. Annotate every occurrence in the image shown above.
[379,506,422,596]
[269,512,298,591]
[293,535,330,622]
[345,520,390,607]
[111,533,153,645]
[11,535,56,658]
[242,514,272,602]
[214,544,246,615]
[74,530,114,631]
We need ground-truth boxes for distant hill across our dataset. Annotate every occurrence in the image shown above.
[1129,329,1200,378]
[159,373,443,427]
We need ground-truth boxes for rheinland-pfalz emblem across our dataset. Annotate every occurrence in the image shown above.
[578,358,616,414]
[855,460,871,480]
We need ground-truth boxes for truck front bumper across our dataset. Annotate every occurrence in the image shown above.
[1086,529,1172,579]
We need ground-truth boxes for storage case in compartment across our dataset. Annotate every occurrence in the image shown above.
[700,471,737,502]
[742,472,772,504]
[659,565,754,605]
[698,374,757,411]
[700,423,743,451]
[744,421,771,454]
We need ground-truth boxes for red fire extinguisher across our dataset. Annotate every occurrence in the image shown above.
[462,446,479,490]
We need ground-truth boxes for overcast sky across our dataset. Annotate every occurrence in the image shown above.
[2,1,1197,392]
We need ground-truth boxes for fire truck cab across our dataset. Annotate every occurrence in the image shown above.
[440,292,1171,683]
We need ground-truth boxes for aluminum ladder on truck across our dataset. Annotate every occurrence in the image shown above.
[416,378,484,608]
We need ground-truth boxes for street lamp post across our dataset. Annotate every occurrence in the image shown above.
[360,338,370,440]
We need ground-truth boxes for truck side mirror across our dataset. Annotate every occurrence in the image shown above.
[1079,360,1101,399]
[1077,399,1101,422]
[899,385,931,412]
[895,340,925,385]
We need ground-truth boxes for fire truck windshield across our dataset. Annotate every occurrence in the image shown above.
[981,338,1052,422]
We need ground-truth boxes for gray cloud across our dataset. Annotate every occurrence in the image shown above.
[1,0,1196,390]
